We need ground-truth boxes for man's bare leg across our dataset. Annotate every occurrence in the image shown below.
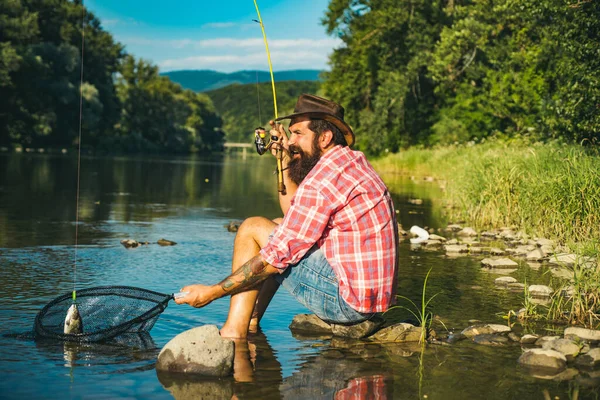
[220,217,278,339]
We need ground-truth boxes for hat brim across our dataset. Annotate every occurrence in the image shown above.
[275,111,355,147]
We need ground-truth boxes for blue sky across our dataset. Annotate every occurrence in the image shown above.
[85,0,340,72]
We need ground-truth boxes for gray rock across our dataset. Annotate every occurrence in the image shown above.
[508,332,521,342]
[564,327,600,344]
[156,325,234,377]
[446,224,463,232]
[507,282,526,291]
[369,323,423,342]
[473,334,510,346]
[446,238,459,245]
[518,349,567,372]
[490,247,506,256]
[446,333,466,344]
[458,227,477,237]
[536,238,555,247]
[495,276,517,286]
[526,248,546,262]
[445,244,469,253]
[428,234,447,242]
[543,338,581,361]
[576,348,600,367]
[332,316,385,339]
[535,336,560,348]
[425,239,442,247]
[529,285,553,297]
[481,258,519,269]
[289,314,332,334]
[461,324,512,338]
[521,334,540,345]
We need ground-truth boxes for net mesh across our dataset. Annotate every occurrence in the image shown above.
[34,286,172,343]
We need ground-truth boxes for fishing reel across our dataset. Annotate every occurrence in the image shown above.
[254,127,280,156]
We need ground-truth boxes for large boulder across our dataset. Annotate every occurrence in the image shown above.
[518,349,567,372]
[156,325,234,377]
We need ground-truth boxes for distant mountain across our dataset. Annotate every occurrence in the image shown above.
[162,69,322,92]
[206,80,321,143]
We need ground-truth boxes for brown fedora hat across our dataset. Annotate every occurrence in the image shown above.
[275,94,355,147]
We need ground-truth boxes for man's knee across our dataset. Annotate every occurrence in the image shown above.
[237,217,277,244]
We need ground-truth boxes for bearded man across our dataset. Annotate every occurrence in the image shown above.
[175,94,398,339]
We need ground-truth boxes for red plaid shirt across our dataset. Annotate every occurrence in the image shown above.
[260,145,398,313]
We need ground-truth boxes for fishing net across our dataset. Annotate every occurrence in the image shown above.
[34,286,172,343]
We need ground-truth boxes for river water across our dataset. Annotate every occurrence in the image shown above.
[0,153,596,399]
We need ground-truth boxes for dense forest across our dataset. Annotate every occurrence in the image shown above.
[1,0,598,155]
[206,80,320,143]
[322,0,600,155]
[0,0,224,154]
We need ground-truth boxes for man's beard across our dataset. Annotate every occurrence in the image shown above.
[287,140,321,186]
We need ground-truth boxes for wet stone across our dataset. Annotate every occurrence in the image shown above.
[543,339,581,361]
[564,327,600,344]
[289,314,332,334]
[575,348,600,368]
[490,248,506,256]
[526,248,546,262]
[521,334,540,345]
[458,227,477,237]
[446,333,466,344]
[518,349,567,372]
[507,282,526,291]
[332,315,385,339]
[529,285,553,297]
[369,323,423,343]
[473,334,509,346]
[495,276,517,286]
[157,238,177,246]
[461,324,512,338]
[445,244,469,253]
[481,258,518,269]
[156,325,234,377]
[535,336,560,348]
[428,234,447,242]
[508,332,521,342]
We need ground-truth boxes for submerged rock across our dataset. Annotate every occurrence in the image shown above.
[473,334,510,346]
[518,349,567,372]
[120,239,149,248]
[156,325,234,377]
[481,258,518,269]
[494,277,517,286]
[157,238,177,246]
[226,220,242,232]
[576,348,600,367]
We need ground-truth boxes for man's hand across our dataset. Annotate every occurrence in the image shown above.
[174,284,219,308]
[269,120,290,161]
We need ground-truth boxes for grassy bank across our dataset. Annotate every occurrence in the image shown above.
[374,139,600,328]
[373,140,600,254]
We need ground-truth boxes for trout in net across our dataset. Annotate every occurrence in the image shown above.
[35,286,178,343]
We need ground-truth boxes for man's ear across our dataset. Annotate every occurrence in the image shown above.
[319,129,334,149]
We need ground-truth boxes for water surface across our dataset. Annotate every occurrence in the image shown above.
[0,153,597,399]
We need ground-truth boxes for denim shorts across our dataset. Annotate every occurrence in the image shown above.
[273,246,372,324]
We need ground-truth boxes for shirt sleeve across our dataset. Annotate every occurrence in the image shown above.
[260,183,335,270]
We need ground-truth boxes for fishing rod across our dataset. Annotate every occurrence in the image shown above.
[252,0,286,195]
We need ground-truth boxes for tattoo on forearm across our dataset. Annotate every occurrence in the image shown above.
[218,255,269,294]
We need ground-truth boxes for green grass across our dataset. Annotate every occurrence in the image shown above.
[374,138,600,328]
[373,139,600,249]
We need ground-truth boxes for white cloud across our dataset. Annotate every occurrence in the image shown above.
[123,37,342,51]
[159,49,333,72]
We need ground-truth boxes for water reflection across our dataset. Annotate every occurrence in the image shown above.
[157,331,400,400]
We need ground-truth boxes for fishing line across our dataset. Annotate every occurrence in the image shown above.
[73,0,86,303]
